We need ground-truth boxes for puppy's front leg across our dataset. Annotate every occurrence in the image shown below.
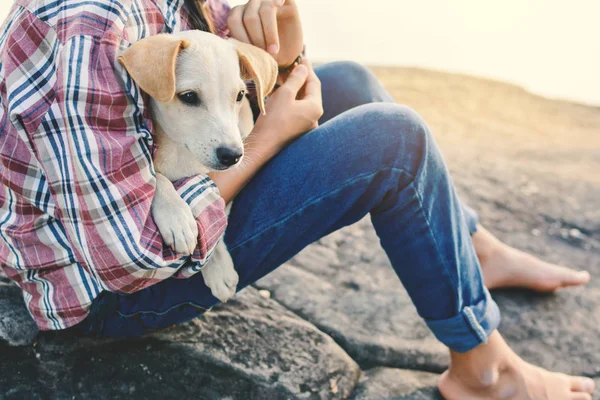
[152,173,198,255]
[201,240,238,303]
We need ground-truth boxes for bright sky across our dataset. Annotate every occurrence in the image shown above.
[293,0,600,106]
[2,0,599,105]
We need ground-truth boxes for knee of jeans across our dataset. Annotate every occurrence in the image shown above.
[317,61,389,104]
[346,103,433,175]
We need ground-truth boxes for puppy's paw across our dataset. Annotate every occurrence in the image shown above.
[152,202,198,255]
[221,252,239,290]
[206,276,237,303]
[202,248,238,303]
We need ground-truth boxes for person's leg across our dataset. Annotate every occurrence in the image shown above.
[90,102,490,346]
[316,61,590,292]
[78,102,593,398]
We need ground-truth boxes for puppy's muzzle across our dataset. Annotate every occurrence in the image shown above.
[216,146,243,167]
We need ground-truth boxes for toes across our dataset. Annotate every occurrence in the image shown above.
[172,227,197,255]
[224,270,239,288]
[189,219,198,238]
[163,232,174,248]
[561,270,591,288]
[173,234,185,254]
[212,283,236,303]
[570,377,595,394]
[570,393,592,400]
[227,276,239,289]
[186,228,197,254]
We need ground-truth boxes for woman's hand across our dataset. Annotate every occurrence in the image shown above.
[227,0,303,67]
[209,58,322,203]
[252,58,323,152]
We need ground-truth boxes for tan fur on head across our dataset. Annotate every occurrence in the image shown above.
[116,30,278,175]
[118,35,190,103]
[230,39,278,114]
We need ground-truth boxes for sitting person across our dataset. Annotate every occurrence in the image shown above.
[0,0,593,398]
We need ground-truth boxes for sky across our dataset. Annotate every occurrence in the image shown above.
[1,0,599,106]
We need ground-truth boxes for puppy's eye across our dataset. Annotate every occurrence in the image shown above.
[178,91,200,106]
[236,90,245,103]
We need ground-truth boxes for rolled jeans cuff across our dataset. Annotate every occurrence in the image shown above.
[425,289,501,353]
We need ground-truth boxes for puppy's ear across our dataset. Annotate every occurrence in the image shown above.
[118,35,190,102]
[231,39,278,114]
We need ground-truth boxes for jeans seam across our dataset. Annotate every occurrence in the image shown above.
[115,301,212,318]
[228,167,414,252]
[412,183,462,308]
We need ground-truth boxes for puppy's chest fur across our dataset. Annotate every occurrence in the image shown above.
[153,127,211,180]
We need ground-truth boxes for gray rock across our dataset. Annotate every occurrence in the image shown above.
[1,67,599,398]
[257,204,600,378]
[349,368,442,400]
[494,288,600,376]
[0,280,38,346]
[256,249,449,372]
[0,287,360,399]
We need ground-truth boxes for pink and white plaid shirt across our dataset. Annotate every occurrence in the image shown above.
[0,0,233,330]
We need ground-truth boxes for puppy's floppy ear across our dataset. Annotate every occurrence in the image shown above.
[231,39,278,114]
[118,35,190,103]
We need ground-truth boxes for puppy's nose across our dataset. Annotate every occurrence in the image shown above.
[216,147,243,167]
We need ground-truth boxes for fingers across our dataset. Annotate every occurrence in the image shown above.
[298,59,324,122]
[259,1,280,55]
[228,1,283,53]
[300,58,322,103]
[243,0,266,50]
[227,5,251,43]
[279,64,308,96]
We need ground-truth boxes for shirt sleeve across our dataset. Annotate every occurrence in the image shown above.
[25,32,227,293]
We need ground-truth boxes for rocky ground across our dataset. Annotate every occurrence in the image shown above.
[1,67,599,399]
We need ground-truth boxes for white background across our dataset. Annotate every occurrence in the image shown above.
[2,0,599,106]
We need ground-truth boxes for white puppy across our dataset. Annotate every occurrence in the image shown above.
[118,31,278,302]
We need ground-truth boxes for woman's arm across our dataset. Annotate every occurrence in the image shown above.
[7,29,227,292]
[209,58,323,202]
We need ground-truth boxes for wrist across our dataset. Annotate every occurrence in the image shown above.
[278,54,303,73]
[245,128,283,161]
[208,128,283,204]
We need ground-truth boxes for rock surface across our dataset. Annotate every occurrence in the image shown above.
[1,68,599,399]
[255,235,449,373]
[349,368,442,400]
[0,276,38,346]
[0,287,360,399]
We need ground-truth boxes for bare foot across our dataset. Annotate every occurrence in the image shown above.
[472,226,591,291]
[439,331,595,400]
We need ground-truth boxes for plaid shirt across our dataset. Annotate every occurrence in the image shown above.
[0,0,233,330]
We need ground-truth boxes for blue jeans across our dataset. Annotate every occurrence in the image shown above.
[76,62,500,353]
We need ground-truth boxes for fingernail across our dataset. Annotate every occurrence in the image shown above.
[267,44,279,55]
[274,0,284,6]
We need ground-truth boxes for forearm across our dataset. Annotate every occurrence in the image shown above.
[210,58,322,202]
[209,128,281,203]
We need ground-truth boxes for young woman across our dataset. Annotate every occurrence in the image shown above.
[0,0,593,398]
